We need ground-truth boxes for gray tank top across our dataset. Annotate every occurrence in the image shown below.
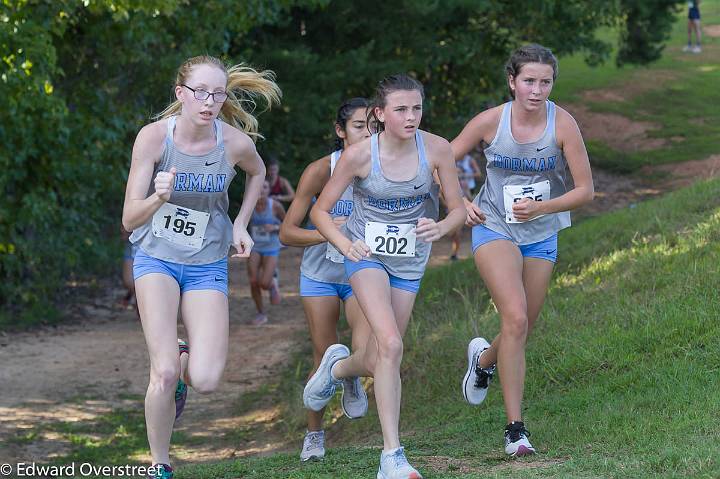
[345,130,437,280]
[249,197,281,252]
[300,150,354,285]
[130,116,236,264]
[474,100,571,245]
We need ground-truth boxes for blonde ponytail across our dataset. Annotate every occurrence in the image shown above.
[221,64,281,141]
[156,56,282,142]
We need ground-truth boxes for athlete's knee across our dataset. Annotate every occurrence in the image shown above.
[501,311,529,341]
[259,277,273,290]
[149,365,180,393]
[376,334,403,363]
[190,371,222,394]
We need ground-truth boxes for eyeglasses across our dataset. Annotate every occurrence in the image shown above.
[181,84,228,103]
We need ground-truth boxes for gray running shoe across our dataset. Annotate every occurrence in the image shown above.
[341,376,368,419]
[377,447,422,479]
[299,430,325,462]
[303,344,349,411]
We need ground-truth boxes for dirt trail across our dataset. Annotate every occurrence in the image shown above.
[0,229,474,466]
[0,246,312,465]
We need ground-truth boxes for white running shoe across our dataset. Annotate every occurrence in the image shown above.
[504,421,536,457]
[341,376,368,419]
[682,44,692,52]
[691,45,702,53]
[377,447,422,479]
[461,337,495,405]
[303,344,349,411]
[299,430,325,462]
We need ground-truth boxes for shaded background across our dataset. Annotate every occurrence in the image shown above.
[0,0,682,326]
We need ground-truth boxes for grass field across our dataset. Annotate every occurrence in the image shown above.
[553,1,720,173]
[174,175,720,479]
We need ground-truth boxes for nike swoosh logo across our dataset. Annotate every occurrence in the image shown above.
[536,146,548,152]
[544,249,556,255]
[205,160,219,166]
[214,276,224,282]
[413,183,425,190]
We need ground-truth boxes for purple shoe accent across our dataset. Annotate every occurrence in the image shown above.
[515,445,534,456]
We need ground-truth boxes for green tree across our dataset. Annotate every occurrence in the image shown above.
[0,0,304,325]
[236,0,683,170]
[0,0,682,327]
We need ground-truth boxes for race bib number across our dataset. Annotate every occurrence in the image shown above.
[152,202,210,250]
[503,180,550,223]
[364,222,416,257]
[325,243,345,263]
[251,225,271,242]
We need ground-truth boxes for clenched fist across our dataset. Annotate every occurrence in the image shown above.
[155,167,177,202]
[345,239,371,262]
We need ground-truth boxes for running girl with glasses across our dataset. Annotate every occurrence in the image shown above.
[122,55,280,478]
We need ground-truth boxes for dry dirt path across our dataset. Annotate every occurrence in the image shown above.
[0,233,472,466]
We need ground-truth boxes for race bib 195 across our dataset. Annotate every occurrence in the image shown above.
[503,180,550,223]
[364,221,416,257]
[152,202,210,250]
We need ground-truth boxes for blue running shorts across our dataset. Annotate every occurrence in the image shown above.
[344,259,421,294]
[299,274,353,301]
[471,224,558,263]
[133,248,229,295]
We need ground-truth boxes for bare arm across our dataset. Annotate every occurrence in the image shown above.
[546,108,594,210]
[450,107,501,161]
[511,108,594,221]
[225,127,266,257]
[417,136,466,241]
[310,142,370,260]
[122,122,169,231]
[448,108,502,224]
[279,158,330,247]
[227,130,266,228]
